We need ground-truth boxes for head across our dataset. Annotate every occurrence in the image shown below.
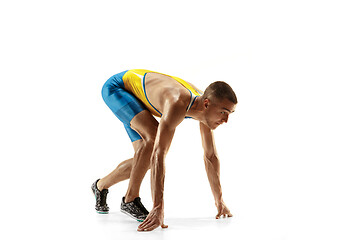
[201,81,237,130]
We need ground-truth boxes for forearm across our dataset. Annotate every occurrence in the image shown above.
[204,155,223,204]
[151,151,165,210]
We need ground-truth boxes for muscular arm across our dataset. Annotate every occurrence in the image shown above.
[200,122,223,204]
[138,97,187,231]
[200,122,233,219]
[151,98,187,207]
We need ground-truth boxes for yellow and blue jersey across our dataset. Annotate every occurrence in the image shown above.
[122,69,203,117]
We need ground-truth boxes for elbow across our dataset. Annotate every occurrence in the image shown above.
[204,154,220,169]
[204,153,218,163]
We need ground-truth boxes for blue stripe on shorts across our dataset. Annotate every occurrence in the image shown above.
[101,70,145,142]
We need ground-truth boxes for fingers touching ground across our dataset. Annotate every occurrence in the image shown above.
[216,212,233,219]
[137,222,168,231]
[216,208,233,219]
[138,217,167,231]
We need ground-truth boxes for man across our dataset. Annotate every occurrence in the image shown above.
[91,69,237,231]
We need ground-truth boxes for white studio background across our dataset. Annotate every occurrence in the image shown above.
[1,0,359,240]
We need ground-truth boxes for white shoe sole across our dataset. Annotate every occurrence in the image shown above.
[120,209,145,222]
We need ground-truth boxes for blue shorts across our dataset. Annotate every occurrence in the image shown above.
[101,70,146,142]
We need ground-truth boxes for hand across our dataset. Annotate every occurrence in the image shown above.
[215,201,233,219]
[137,207,168,232]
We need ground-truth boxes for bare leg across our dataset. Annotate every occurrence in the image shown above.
[97,158,133,191]
[124,139,153,202]
[124,110,158,203]
[97,110,158,202]
[97,138,153,200]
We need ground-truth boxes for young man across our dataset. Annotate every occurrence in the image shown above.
[91,69,237,231]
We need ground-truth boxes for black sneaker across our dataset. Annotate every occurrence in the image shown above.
[120,197,149,222]
[91,179,109,214]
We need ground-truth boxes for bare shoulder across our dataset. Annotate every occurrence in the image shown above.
[161,89,189,127]
[163,86,190,106]
[145,72,193,115]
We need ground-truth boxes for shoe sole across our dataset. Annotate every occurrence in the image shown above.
[96,211,109,214]
[120,209,144,222]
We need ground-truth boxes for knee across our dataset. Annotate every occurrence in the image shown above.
[133,134,156,155]
[141,126,157,147]
[142,136,155,149]
[139,134,156,169]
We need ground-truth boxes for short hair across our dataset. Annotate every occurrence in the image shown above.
[203,81,237,104]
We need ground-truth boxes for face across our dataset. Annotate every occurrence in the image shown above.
[203,98,236,130]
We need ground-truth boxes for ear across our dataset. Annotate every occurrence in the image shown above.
[204,98,210,109]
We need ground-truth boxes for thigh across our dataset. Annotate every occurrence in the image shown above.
[130,109,159,143]
[102,73,147,142]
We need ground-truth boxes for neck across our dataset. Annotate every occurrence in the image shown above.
[186,96,205,121]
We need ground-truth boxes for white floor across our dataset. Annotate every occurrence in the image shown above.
[5,175,359,240]
[91,213,237,240]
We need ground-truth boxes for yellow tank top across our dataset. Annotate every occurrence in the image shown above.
[122,69,202,117]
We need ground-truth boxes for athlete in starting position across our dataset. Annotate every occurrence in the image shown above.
[91,69,237,231]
